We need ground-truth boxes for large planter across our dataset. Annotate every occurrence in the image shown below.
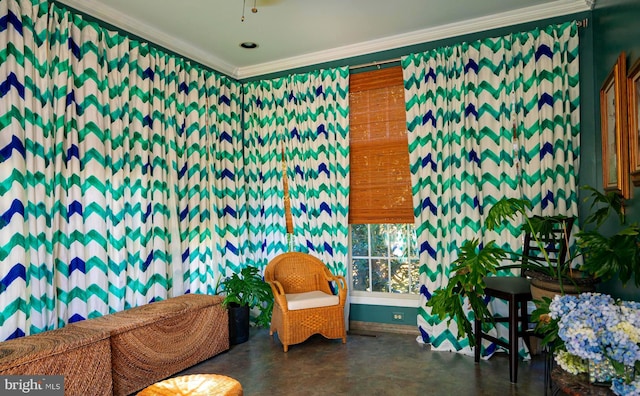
[228,303,250,345]
[525,269,597,301]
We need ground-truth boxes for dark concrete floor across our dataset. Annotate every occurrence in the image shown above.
[175,328,548,396]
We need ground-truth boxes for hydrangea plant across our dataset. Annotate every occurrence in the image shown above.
[549,293,640,395]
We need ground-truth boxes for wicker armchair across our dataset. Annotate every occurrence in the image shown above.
[264,252,347,352]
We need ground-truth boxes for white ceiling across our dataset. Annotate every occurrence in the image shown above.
[56,0,593,79]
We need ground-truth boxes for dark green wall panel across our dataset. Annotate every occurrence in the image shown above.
[350,304,418,326]
[592,0,640,301]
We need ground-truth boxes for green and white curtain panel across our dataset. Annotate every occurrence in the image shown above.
[402,21,580,356]
[0,0,244,340]
[243,68,350,276]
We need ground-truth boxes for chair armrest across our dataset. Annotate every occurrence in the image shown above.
[267,280,289,312]
[325,274,347,306]
[268,280,285,296]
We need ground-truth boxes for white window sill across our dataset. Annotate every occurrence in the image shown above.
[349,292,420,308]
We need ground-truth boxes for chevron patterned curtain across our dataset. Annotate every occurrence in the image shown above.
[0,0,243,340]
[402,21,580,355]
[284,68,350,276]
[243,78,289,269]
[243,69,350,275]
[0,0,51,340]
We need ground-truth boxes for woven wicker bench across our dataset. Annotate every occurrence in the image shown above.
[0,325,112,396]
[0,294,228,396]
[72,293,229,396]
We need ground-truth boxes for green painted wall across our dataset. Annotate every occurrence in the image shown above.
[350,304,418,326]
[591,0,640,301]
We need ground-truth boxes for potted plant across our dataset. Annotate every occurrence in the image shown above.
[532,187,640,353]
[543,293,639,395]
[426,238,507,346]
[220,266,274,344]
[427,197,578,346]
[427,186,640,347]
[575,186,640,288]
[492,200,596,300]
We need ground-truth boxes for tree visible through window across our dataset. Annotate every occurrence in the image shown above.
[351,224,419,294]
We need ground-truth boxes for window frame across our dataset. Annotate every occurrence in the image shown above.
[348,223,421,307]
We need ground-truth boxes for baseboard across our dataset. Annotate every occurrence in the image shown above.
[349,320,419,336]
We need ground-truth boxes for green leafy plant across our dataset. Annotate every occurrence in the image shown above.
[221,266,274,328]
[528,187,640,350]
[530,296,563,351]
[428,196,582,346]
[427,239,506,346]
[485,198,585,292]
[576,186,640,288]
[427,186,640,348]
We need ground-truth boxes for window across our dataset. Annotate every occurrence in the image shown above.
[349,66,418,299]
[351,224,419,294]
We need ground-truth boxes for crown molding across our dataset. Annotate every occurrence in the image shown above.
[236,0,592,79]
[55,0,239,78]
[55,0,590,80]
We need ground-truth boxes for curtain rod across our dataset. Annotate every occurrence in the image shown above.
[350,58,401,71]
[349,19,587,72]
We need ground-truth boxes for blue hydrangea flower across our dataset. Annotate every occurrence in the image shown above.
[550,293,640,395]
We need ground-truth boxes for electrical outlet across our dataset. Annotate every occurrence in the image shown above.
[392,312,404,321]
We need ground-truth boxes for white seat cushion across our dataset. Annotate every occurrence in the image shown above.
[285,291,339,311]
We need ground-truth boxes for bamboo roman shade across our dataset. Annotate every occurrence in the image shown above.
[349,66,413,224]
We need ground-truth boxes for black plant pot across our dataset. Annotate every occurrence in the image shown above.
[228,303,250,345]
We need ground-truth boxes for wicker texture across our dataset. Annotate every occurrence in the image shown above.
[265,252,347,352]
[137,374,243,396]
[72,294,229,396]
[0,325,112,396]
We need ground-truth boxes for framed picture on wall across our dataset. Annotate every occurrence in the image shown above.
[600,52,629,198]
[628,58,640,185]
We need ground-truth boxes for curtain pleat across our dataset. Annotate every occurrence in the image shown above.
[209,75,247,281]
[0,0,243,340]
[402,21,580,356]
[0,0,52,338]
[243,78,289,269]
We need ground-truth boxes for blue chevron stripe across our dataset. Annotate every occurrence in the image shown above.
[0,134,26,160]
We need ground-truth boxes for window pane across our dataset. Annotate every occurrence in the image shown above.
[351,224,369,256]
[352,258,370,292]
[390,258,409,293]
[371,258,389,292]
[350,224,419,295]
[371,224,388,257]
[389,224,409,258]
[411,259,421,294]
[410,227,419,257]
